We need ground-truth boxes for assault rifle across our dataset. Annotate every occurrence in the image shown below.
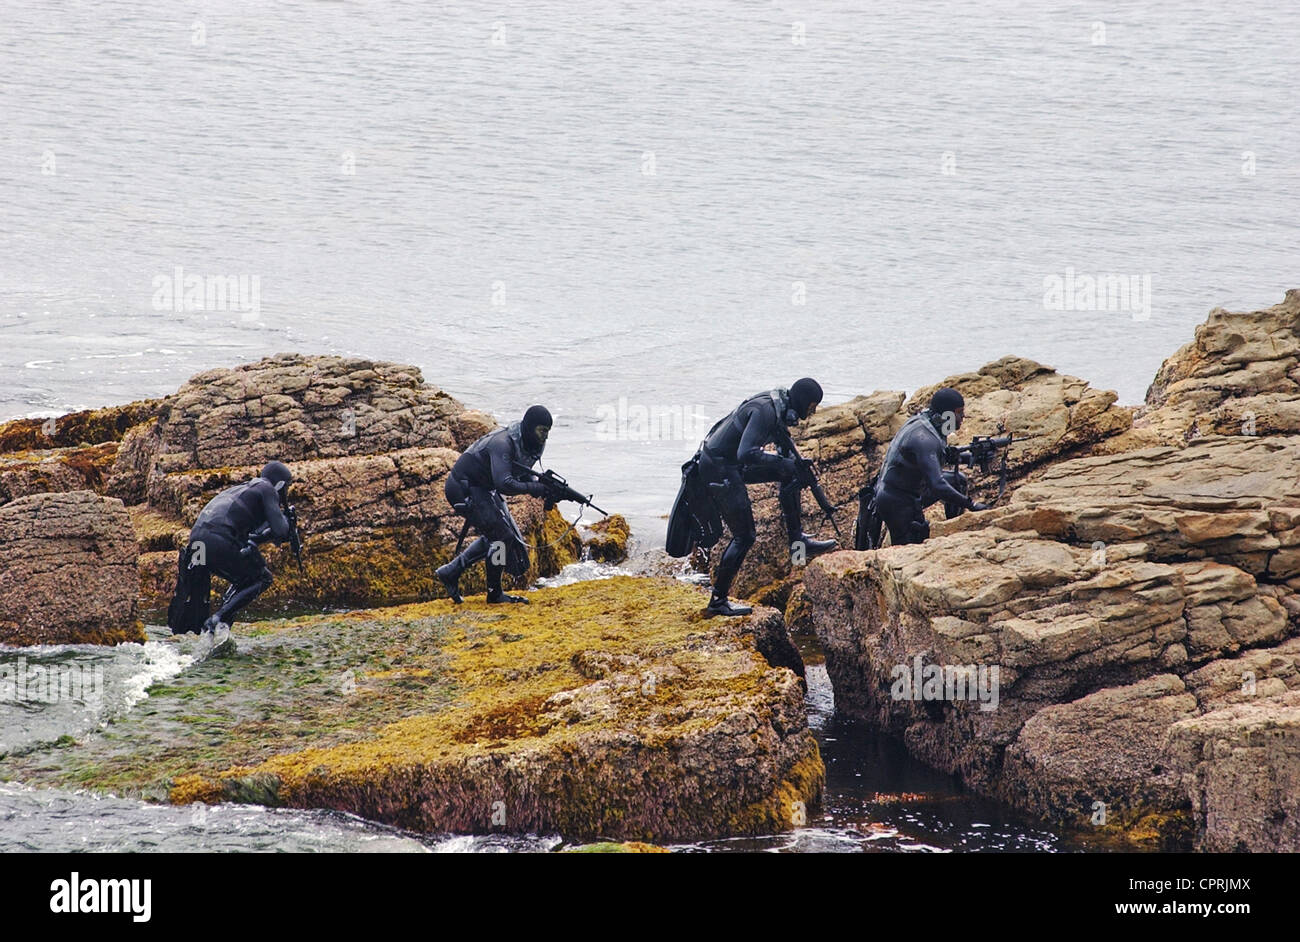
[943,428,1022,504]
[789,448,843,542]
[239,503,305,572]
[770,420,843,541]
[285,503,305,572]
[944,434,1014,475]
[513,463,608,516]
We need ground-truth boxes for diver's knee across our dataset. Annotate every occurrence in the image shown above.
[730,531,756,554]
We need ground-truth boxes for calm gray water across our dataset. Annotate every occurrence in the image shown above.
[2,0,1295,850]
[3,0,1299,537]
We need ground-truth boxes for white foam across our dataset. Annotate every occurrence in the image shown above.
[115,641,194,713]
[535,560,628,589]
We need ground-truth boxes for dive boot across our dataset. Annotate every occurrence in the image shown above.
[201,616,236,657]
[791,533,838,559]
[202,614,228,634]
[209,625,236,657]
[486,589,529,605]
[436,561,464,603]
[706,595,752,617]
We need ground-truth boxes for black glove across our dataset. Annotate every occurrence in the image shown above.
[969,500,991,512]
[526,482,550,500]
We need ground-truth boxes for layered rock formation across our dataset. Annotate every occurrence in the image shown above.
[0,578,822,843]
[803,291,1300,851]
[720,355,1134,608]
[108,353,487,497]
[0,397,163,505]
[1134,288,1300,445]
[0,354,614,627]
[0,491,143,645]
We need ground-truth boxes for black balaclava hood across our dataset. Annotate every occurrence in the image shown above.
[260,460,293,497]
[787,378,824,422]
[929,387,965,429]
[522,405,552,454]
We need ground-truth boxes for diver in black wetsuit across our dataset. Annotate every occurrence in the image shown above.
[435,405,553,605]
[167,460,295,635]
[700,378,837,617]
[873,387,990,546]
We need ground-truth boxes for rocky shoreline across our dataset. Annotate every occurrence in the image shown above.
[791,290,1300,852]
[1,579,820,843]
[3,291,1298,850]
[0,353,631,636]
[0,354,815,844]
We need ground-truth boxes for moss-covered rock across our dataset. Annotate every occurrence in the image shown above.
[582,514,631,563]
[0,443,122,504]
[518,502,584,578]
[0,399,163,454]
[0,577,821,843]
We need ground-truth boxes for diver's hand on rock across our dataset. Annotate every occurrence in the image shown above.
[969,501,991,512]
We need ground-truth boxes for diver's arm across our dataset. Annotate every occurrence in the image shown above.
[919,440,974,509]
[489,438,547,497]
[737,407,796,475]
[257,482,292,541]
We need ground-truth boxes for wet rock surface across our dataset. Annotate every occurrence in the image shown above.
[0,490,143,646]
[801,292,1300,850]
[0,578,820,844]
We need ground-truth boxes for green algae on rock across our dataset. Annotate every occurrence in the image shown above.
[2,577,821,844]
[0,399,164,454]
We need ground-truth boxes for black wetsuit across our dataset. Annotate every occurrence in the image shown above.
[441,423,546,592]
[700,389,806,598]
[873,410,973,545]
[170,478,291,631]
